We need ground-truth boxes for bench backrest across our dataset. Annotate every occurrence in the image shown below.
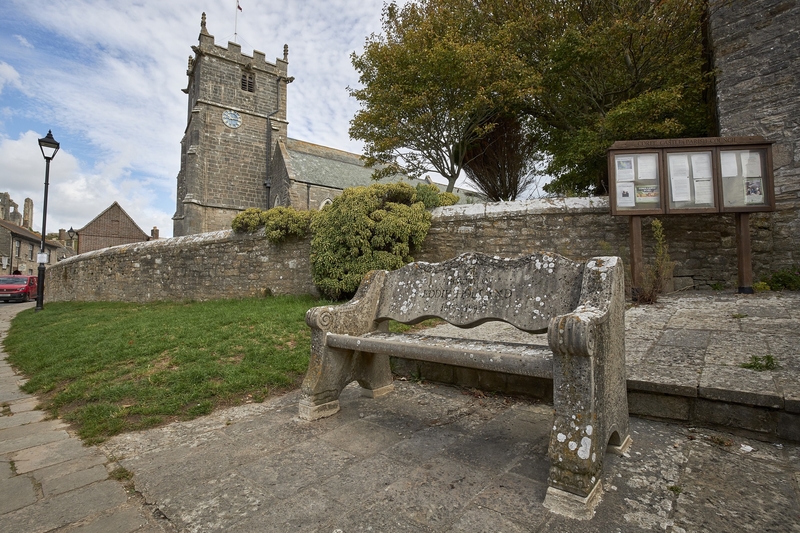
[374,252,585,333]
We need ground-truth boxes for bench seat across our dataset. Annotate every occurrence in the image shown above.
[327,332,553,379]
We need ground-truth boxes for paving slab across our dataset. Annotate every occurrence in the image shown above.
[0,409,46,429]
[10,436,92,474]
[0,424,70,454]
[0,474,38,514]
[699,364,783,408]
[1,480,129,533]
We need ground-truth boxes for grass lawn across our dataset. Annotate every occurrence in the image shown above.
[3,296,323,444]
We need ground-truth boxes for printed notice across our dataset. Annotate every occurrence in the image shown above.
[668,154,691,202]
[616,156,635,182]
[694,179,713,204]
[617,182,635,207]
[721,151,738,177]
[743,152,762,178]
[635,185,659,203]
[637,154,658,180]
[691,153,712,179]
[745,178,764,204]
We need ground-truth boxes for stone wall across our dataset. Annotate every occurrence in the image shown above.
[46,197,764,303]
[46,230,316,303]
[709,0,800,270]
[420,198,758,291]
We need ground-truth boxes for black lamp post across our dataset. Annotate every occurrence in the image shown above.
[36,130,59,312]
[67,226,77,252]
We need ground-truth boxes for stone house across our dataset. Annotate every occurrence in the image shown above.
[73,202,154,254]
[172,14,481,237]
[0,219,65,276]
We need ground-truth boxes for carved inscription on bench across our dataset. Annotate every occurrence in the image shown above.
[375,253,584,332]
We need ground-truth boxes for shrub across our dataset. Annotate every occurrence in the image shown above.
[231,207,313,243]
[231,208,264,233]
[762,266,800,291]
[414,183,459,209]
[231,183,457,299]
[261,207,314,243]
[636,219,675,304]
[311,182,443,299]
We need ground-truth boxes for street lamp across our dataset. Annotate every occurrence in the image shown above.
[36,130,59,312]
[67,226,77,252]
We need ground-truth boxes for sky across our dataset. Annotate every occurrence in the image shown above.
[0,0,396,238]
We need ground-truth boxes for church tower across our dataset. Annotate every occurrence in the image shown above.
[173,13,291,236]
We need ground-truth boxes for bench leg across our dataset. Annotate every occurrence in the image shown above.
[545,353,605,519]
[355,352,394,398]
[299,345,394,421]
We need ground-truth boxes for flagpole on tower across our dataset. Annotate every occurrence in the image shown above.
[234,1,242,43]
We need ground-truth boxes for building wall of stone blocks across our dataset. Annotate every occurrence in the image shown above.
[709,0,800,271]
[288,182,340,211]
[45,230,316,303]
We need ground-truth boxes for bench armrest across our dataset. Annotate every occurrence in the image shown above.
[306,269,387,336]
[547,257,624,357]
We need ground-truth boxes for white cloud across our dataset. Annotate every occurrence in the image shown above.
[0,62,22,94]
[14,35,33,48]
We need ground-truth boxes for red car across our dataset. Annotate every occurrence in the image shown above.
[0,275,38,303]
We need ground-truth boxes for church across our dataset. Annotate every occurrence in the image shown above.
[173,14,481,237]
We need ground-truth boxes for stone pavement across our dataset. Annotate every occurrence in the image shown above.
[1,292,800,532]
[0,302,173,533]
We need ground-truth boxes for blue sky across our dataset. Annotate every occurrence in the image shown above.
[0,0,391,237]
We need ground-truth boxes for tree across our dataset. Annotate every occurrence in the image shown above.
[348,0,537,193]
[463,114,540,201]
[504,0,714,194]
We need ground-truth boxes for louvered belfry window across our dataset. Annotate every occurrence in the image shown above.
[241,73,255,92]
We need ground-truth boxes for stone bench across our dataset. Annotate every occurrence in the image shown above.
[299,252,631,518]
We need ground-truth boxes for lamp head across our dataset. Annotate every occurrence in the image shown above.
[38,130,60,160]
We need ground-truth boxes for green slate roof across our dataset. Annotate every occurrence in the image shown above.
[284,138,484,202]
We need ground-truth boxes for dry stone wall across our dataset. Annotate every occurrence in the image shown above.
[46,197,766,303]
[46,230,315,303]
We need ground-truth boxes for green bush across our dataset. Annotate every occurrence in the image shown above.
[232,207,313,243]
[762,266,800,291]
[231,183,457,299]
[311,182,442,299]
[414,183,459,209]
[231,208,264,233]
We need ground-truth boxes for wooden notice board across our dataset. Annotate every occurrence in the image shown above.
[607,137,775,295]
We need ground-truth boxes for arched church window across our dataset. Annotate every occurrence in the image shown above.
[319,198,333,209]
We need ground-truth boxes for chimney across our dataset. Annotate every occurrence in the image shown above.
[58,229,67,240]
[151,227,160,239]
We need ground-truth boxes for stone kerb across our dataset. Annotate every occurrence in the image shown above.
[45,229,316,303]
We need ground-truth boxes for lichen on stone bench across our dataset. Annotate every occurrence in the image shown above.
[299,251,631,519]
